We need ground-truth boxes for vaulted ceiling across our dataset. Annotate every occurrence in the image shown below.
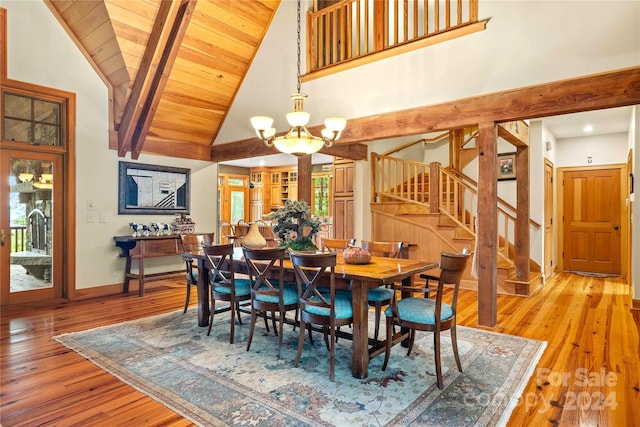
[46,0,282,161]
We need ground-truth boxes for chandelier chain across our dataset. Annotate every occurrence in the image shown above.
[296,0,301,94]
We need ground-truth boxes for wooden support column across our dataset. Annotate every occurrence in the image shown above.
[429,162,440,213]
[476,122,498,327]
[297,154,312,205]
[515,146,530,281]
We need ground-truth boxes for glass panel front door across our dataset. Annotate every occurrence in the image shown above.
[1,150,62,304]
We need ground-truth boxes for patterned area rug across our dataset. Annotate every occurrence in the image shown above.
[55,309,546,426]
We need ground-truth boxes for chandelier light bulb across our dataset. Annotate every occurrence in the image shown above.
[286,111,311,127]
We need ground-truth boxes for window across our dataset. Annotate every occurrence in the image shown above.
[3,92,62,147]
[312,175,331,217]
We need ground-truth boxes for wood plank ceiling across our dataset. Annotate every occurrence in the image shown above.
[45,0,281,162]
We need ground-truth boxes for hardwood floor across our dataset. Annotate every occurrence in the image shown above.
[1,273,638,426]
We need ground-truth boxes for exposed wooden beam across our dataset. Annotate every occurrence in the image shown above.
[117,0,195,158]
[333,67,640,144]
[210,138,368,162]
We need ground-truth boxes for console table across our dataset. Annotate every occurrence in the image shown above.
[113,235,185,296]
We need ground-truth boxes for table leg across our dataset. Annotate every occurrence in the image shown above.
[123,255,132,293]
[196,258,211,327]
[350,278,369,379]
[138,259,146,297]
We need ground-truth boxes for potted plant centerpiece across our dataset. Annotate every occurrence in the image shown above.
[271,200,321,251]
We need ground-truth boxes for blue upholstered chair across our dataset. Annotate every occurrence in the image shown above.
[382,252,470,389]
[243,246,299,358]
[290,250,352,381]
[202,243,251,344]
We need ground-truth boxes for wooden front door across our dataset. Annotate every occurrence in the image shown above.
[563,168,621,274]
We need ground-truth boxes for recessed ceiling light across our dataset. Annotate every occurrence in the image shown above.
[583,124,593,132]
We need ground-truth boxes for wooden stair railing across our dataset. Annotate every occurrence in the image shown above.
[307,0,482,73]
[372,153,542,269]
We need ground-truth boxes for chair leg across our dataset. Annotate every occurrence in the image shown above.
[322,325,330,351]
[406,329,416,356]
[235,302,243,325]
[207,296,216,336]
[271,310,278,336]
[373,302,382,340]
[329,325,336,382]
[382,317,393,370]
[277,308,285,358]
[295,319,306,367]
[308,323,314,344]
[451,325,463,372]
[183,284,191,313]
[229,298,236,344]
[434,331,443,389]
[246,307,257,351]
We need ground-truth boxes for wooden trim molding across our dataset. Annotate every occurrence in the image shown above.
[632,299,640,311]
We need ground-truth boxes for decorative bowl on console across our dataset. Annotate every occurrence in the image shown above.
[342,246,372,264]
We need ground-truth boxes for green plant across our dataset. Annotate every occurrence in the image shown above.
[271,200,321,250]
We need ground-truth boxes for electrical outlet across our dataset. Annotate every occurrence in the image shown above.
[100,212,108,223]
[87,212,96,223]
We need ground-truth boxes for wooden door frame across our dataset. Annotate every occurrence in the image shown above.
[218,173,249,223]
[544,158,555,280]
[0,80,76,305]
[557,163,628,277]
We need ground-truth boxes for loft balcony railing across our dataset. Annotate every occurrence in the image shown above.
[307,0,481,74]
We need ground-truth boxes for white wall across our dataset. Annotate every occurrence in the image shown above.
[3,1,219,290]
[554,133,630,168]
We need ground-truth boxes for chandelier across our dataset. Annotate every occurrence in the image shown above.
[250,0,346,156]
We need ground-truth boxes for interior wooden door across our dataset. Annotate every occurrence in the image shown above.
[563,168,621,274]
[544,159,554,279]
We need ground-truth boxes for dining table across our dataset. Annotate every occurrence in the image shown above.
[184,247,438,379]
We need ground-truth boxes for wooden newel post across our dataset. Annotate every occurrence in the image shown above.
[429,162,441,214]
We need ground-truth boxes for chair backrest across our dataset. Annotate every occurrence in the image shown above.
[202,243,236,287]
[220,219,233,243]
[242,246,287,297]
[181,233,215,252]
[290,251,337,312]
[255,219,277,245]
[361,240,403,258]
[320,237,356,252]
[435,252,470,311]
[180,234,200,253]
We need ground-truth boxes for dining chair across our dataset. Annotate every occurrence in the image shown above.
[382,252,470,389]
[290,250,353,381]
[255,219,278,247]
[180,233,215,313]
[220,219,236,245]
[320,237,355,252]
[242,246,299,357]
[202,243,252,344]
[361,240,404,340]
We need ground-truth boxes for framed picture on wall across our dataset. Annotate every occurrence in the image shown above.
[497,152,517,181]
[118,161,190,214]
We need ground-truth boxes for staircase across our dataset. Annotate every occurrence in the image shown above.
[370,150,542,296]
